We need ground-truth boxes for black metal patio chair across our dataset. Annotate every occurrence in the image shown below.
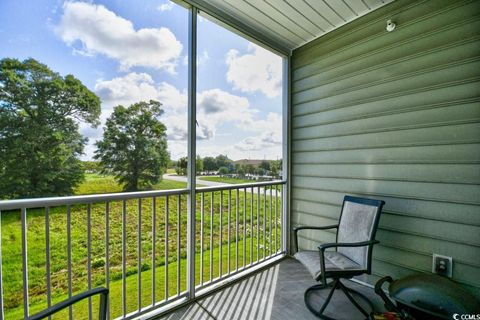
[293,195,385,319]
[27,287,108,320]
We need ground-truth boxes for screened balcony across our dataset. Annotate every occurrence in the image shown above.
[0,0,479,319]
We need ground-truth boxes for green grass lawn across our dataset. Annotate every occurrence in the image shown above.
[1,174,282,319]
[75,173,187,195]
[4,238,273,320]
[198,176,257,184]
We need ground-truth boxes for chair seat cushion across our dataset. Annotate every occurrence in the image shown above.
[294,250,363,280]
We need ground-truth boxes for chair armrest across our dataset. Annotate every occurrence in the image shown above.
[318,240,379,252]
[293,225,339,232]
[293,224,339,253]
[28,287,109,320]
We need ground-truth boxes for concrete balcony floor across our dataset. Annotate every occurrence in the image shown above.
[158,257,386,320]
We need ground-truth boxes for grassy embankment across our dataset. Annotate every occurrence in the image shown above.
[1,174,281,319]
[74,173,187,195]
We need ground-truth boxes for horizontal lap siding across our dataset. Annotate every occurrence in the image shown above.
[291,0,480,296]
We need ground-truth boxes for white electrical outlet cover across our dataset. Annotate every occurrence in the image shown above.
[432,253,453,278]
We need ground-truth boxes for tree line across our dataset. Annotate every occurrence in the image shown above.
[173,155,282,179]
[0,58,169,199]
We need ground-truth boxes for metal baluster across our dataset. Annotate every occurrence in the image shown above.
[177,196,181,296]
[209,192,213,282]
[21,208,29,319]
[67,205,72,319]
[243,188,246,269]
[165,195,169,301]
[105,202,110,319]
[20,208,30,319]
[45,207,51,320]
[87,204,92,320]
[138,199,142,311]
[122,200,127,316]
[152,197,156,306]
[256,187,260,262]
[219,191,223,278]
[0,211,3,320]
[263,187,266,260]
[250,187,253,266]
[269,186,273,257]
[275,186,278,253]
[281,184,285,252]
[235,189,239,272]
[200,192,204,285]
[280,185,284,252]
[227,190,231,275]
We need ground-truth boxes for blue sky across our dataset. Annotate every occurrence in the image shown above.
[0,0,283,160]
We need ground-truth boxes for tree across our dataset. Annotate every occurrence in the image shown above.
[270,160,282,178]
[227,162,236,174]
[255,168,266,177]
[196,155,204,174]
[259,160,271,173]
[95,100,169,191]
[203,156,216,172]
[237,165,246,177]
[245,164,255,175]
[174,156,203,175]
[215,154,232,169]
[175,157,188,176]
[0,58,100,199]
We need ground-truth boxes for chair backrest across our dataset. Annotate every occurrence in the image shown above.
[336,196,385,272]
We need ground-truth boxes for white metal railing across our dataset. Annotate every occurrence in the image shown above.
[0,180,285,320]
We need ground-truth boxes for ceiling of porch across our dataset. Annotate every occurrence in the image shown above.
[182,0,394,53]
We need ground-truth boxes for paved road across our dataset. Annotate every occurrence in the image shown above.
[163,174,282,197]
[163,174,226,187]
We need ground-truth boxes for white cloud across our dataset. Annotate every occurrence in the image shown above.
[95,74,187,113]
[241,112,282,134]
[157,1,174,12]
[157,82,188,111]
[56,1,182,73]
[234,113,282,151]
[235,131,281,151]
[159,87,255,141]
[226,43,282,98]
[197,89,254,139]
[95,73,160,108]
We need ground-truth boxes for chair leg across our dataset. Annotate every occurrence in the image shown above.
[304,279,374,320]
[338,280,373,319]
[304,279,339,320]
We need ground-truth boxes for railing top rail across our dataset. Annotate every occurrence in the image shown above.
[195,180,285,193]
[0,188,190,211]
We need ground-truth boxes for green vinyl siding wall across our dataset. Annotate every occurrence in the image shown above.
[290,0,480,296]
